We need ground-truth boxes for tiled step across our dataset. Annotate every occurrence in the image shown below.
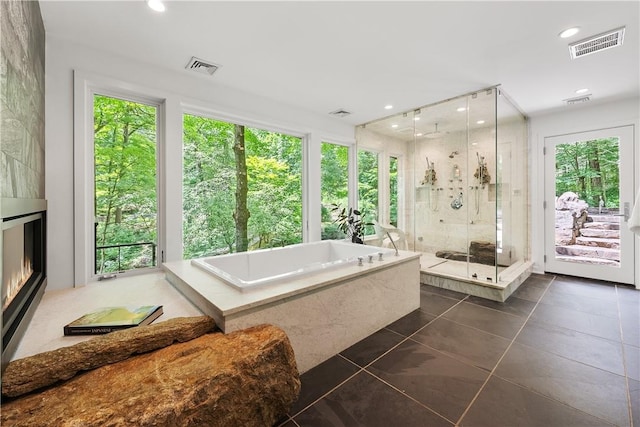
[575,236,620,249]
[555,245,620,261]
[554,255,620,266]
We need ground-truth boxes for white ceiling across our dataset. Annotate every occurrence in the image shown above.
[39,1,640,126]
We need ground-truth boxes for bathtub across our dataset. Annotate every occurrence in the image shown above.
[165,241,421,373]
[191,240,395,291]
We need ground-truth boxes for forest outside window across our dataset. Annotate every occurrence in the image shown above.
[321,141,349,240]
[358,148,379,236]
[93,94,159,274]
[182,113,303,258]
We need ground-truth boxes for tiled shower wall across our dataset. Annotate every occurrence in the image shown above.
[1,0,45,199]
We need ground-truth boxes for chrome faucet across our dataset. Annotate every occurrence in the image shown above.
[386,231,399,256]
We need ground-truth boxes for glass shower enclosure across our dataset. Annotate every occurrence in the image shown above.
[357,86,530,299]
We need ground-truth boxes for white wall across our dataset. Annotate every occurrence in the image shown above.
[529,96,640,288]
[45,36,355,290]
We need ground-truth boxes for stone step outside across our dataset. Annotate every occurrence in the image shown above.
[575,236,620,249]
[554,255,620,267]
[555,245,620,261]
[588,215,621,223]
[579,228,620,239]
[582,222,620,231]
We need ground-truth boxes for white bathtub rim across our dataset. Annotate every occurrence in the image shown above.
[190,240,395,291]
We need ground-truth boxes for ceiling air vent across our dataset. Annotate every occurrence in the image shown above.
[329,109,352,118]
[569,27,625,59]
[564,95,591,105]
[185,56,220,75]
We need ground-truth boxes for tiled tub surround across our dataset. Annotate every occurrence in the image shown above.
[164,249,421,373]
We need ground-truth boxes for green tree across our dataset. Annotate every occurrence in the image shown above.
[182,114,235,257]
[321,142,349,240]
[358,149,379,235]
[182,115,302,257]
[94,95,157,273]
[389,156,398,227]
[233,124,249,252]
[555,138,620,208]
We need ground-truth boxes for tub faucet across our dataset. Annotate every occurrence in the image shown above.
[386,231,399,256]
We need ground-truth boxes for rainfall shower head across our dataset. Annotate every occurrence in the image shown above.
[449,151,459,158]
[425,122,447,139]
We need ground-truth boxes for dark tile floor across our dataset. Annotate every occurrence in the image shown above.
[277,273,639,426]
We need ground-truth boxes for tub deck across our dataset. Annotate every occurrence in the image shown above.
[164,250,420,373]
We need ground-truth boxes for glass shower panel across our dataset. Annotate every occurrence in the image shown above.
[466,90,498,282]
[413,98,472,278]
[496,89,529,276]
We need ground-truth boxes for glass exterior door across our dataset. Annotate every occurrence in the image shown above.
[93,94,158,275]
[544,126,635,284]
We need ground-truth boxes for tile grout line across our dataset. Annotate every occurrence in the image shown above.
[454,275,557,426]
[614,284,634,427]
[288,355,364,420]
[363,368,457,426]
[288,293,470,422]
[366,294,471,370]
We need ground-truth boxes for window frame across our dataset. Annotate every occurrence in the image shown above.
[74,71,166,285]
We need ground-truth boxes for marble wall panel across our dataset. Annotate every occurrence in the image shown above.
[0,0,45,200]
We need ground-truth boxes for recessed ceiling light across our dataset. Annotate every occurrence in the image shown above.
[559,27,580,38]
[575,88,589,94]
[391,124,398,128]
[147,0,166,12]
[414,117,421,121]
[456,107,466,112]
[415,133,423,137]
[384,105,393,110]
[476,120,485,125]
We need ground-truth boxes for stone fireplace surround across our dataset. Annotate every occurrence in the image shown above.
[1,198,47,372]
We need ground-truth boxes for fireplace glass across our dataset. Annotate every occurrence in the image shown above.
[2,212,45,355]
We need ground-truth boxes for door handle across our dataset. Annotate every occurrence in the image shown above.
[612,202,630,222]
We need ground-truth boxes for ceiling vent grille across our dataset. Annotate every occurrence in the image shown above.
[185,56,220,75]
[569,27,625,59]
[329,109,352,118]
[564,95,591,105]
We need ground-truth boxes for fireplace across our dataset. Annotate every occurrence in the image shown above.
[1,199,47,370]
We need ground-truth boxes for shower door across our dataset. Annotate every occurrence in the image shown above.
[544,126,635,284]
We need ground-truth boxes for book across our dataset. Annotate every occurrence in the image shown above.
[63,305,163,336]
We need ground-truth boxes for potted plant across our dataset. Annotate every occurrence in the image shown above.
[330,204,372,244]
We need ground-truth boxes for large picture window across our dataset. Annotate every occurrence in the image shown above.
[389,155,399,227]
[358,148,379,235]
[320,142,349,240]
[182,113,303,258]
